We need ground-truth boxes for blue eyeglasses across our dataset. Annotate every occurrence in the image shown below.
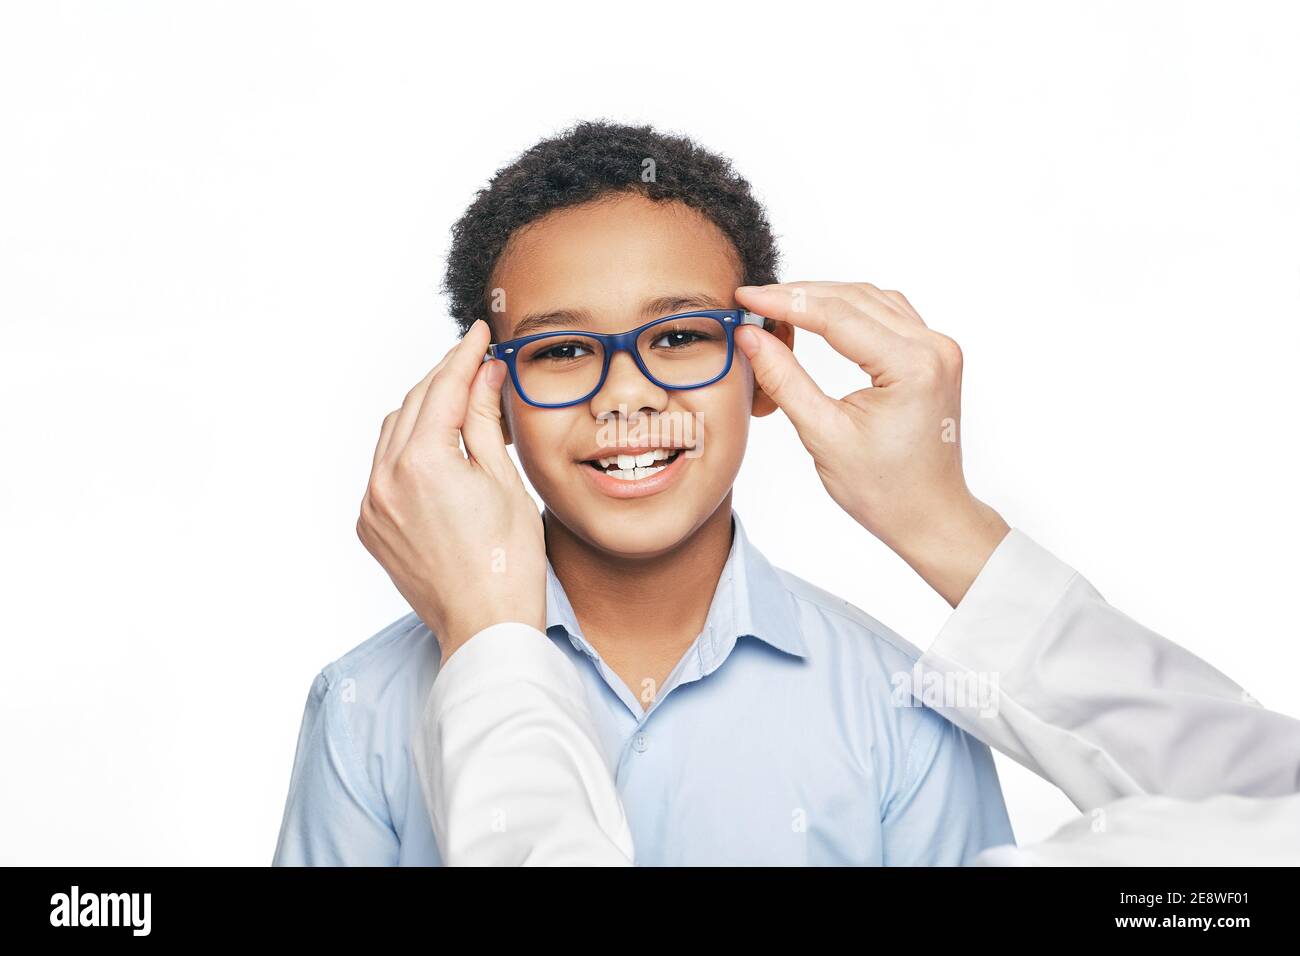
[484,308,765,409]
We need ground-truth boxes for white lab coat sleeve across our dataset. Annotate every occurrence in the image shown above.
[973,791,1300,865]
[917,529,1300,812]
[411,622,634,867]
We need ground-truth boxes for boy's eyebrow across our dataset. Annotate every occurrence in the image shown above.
[509,308,593,339]
[640,293,728,318]
[509,293,728,339]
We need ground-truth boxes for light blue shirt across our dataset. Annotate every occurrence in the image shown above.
[273,511,1014,865]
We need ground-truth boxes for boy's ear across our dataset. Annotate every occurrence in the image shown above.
[750,319,794,418]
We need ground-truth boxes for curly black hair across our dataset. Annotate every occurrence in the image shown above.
[442,120,781,336]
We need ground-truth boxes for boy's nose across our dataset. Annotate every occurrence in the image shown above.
[588,350,668,418]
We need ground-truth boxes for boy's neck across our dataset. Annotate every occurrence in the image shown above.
[543,496,735,710]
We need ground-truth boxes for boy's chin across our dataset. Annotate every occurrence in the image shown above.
[561,503,707,560]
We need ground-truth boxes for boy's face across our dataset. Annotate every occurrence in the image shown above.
[488,192,790,559]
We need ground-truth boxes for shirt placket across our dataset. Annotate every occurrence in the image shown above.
[563,622,727,782]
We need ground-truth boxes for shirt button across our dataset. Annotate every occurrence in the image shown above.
[632,732,649,753]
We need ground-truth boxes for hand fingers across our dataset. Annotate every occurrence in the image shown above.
[830,283,927,330]
[734,324,840,440]
[736,284,907,379]
[880,289,925,325]
[461,358,516,481]
[762,281,926,335]
[372,409,399,470]
[384,347,457,463]
[411,319,493,451]
[797,285,953,373]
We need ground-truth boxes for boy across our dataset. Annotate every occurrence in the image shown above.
[272,121,1013,865]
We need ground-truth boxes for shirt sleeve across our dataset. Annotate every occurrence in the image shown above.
[915,528,1300,811]
[272,671,401,866]
[881,705,1017,865]
[413,623,634,867]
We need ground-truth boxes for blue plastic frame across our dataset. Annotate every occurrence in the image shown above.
[483,308,766,408]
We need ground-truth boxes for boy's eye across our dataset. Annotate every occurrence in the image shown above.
[649,328,713,350]
[533,340,594,362]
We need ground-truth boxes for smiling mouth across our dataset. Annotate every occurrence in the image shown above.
[583,448,683,481]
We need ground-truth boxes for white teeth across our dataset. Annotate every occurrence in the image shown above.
[595,448,677,468]
[605,464,666,481]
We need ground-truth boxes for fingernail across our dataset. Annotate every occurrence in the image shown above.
[735,325,760,355]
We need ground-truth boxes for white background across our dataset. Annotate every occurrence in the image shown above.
[2,0,1297,865]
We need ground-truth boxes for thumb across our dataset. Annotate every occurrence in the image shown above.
[461,359,515,480]
[736,325,838,439]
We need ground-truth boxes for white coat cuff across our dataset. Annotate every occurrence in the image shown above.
[431,622,583,717]
[922,528,1080,662]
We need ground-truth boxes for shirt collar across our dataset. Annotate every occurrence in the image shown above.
[544,508,807,667]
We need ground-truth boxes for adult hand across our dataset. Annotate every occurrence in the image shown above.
[734,282,1009,606]
[357,319,546,664]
